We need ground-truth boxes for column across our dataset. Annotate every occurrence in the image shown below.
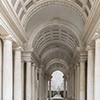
[87,46,94,100]
[26,61,32,100]
[3,36,13,100]
[94,36,100,100]
[39,67,42,100]
[42,75,45,99]
[35,67,39,100]
[0,39,2,100]
[45,80,48,99]
[34,67,36,100]
[49,79,51,100]
[74,66,77,100]
[63,76,66,98]
[70,75,72,99]
[44,74,49,99]
[69,72,71,99]
[21,59,25,100]
[14,47,22,100]
[37,80,39,100]
[32,63,35,100]
[72,69,75,100]
[49,80,51,100]
[79,55,86,100]
[67,73,70,99]
[77,63,80,100]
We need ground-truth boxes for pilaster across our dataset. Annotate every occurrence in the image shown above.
[0,39,3,100]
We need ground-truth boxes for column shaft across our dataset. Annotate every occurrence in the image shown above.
[80,61,85,100]
[32,64,35,100]
[77,66,80,100]
[14,50,22,100]
[35,68,37,100]
[45,80,48,99]
[21,60,24,100]
[75,67,77,100]
[49,80,51,99]
[87,49,94,100]
[26,62,32,100]
[69,75,71,98]
[64,76,66,98]
[0,39,2,100]
[94,38,100,100]
[37,81,39,100]
[39,68,42,100]
[67,78,69,98]
[72,71,75,99]
[35,67,39,100]
[71,72,73,99]
[3,39,13,100]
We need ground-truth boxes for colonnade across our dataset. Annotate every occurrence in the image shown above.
[0,36,47,100]
[67,48,89,100]
[65,36,100,100]
[74,40,95,100]
[0,34,100,100]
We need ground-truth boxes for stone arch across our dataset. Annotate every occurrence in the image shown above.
[28,19,81,49]
[23,0,86,27]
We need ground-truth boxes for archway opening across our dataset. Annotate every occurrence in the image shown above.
[48,70,67,99]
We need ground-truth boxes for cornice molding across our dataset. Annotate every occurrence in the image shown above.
[86,45,95,51]
[85,0,99,32]
[0,1,28,44]
[0,34,13,41]
[83,2,100,45]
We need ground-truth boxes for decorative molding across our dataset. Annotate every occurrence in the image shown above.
[0,0,28,43]
[83,3,100,45]
[0,14,27,48]
[75,62,80,68]
[22,51,33,62]
[13,46,22,51]
[0,35,13,41]
[77,47,87,62]
[86,45,95,51]
[93,32,100,40]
